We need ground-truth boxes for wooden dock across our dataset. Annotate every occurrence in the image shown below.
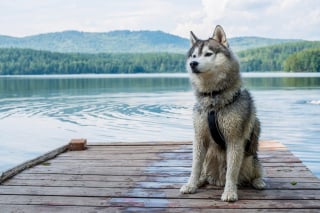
[1,140,320,212]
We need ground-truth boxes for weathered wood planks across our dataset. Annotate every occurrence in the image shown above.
[0,140,319,212]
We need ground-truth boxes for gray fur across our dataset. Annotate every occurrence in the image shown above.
[180,25,265,202]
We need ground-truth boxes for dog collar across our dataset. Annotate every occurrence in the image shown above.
[197,90,222,97]
[198,89,241,101]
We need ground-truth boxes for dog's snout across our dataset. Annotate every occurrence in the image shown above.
[190,61,199,69]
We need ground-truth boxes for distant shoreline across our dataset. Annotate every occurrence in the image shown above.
[1,72,320,78]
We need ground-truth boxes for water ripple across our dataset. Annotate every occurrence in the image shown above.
[0,92,193,143]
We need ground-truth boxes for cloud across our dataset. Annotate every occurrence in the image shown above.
[0,0,319,40]
[2,0,197,37]
[172,0,320,40]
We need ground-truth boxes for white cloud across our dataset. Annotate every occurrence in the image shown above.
[172,0,227,39]
[172,0,320,40]
[0,0,319,40]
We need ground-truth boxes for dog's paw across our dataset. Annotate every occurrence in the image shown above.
[180,184,197,194]
[221,190,238,202]
[252,178,266,189]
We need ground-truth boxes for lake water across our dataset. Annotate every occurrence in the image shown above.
[0,73,320,178]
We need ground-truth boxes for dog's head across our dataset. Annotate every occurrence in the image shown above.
[186,25,240,92]
[186,25,237,75]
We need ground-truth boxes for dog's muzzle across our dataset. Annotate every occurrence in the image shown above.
[190,61,200,74]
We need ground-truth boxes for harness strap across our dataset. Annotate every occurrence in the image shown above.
[208,111,226,150]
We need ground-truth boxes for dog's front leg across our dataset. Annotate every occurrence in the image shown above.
[180,140,207,194]
[221,142,244,202]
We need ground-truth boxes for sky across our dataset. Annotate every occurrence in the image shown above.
[1,0,320,40]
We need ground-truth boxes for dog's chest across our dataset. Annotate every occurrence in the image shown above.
[193,99,216,128]
[193,97,215,114]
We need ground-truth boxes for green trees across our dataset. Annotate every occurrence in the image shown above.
[0,48,185,75]
[238,41,320,72]
[284,48,320,72]
[1,40,319,75]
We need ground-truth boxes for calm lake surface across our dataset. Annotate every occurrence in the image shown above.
[1,73,320,178]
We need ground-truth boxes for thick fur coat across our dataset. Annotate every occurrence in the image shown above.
[180,25,265,202]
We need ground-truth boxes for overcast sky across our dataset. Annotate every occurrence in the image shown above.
[1,0,319,40]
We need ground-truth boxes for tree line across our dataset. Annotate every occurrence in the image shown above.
[237,41,320,72]
[283,48,320,72]
[0,41,319,75]
[0,48,185,75]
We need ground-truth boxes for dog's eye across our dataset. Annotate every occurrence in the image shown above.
[204,52,213,57]
[192,54,196,58]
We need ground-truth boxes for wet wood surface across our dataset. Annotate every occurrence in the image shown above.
[1,140,319,212]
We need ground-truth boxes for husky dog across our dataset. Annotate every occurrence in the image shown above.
[180,25,265,202]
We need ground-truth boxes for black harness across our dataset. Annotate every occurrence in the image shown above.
[208,110,226,149]
[199,89,242,150]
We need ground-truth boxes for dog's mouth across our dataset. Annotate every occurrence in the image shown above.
[192,68,201,74]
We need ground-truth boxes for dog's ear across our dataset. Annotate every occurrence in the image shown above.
[190,31,198,46]
[212,25,229,47]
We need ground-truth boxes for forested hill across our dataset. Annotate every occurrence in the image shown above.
[0,31,188,53]
[1,40,319,75]
[0,30,299,53]
[238,41,320,72]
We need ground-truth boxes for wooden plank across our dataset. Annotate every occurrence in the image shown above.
[87,140,281,147]
[11,173,320,183]
[1,185,320,200]
[0,144,68,184]
[59,148,192,155]
[21,165,310,175]
[41,159,305,168]
[0,195,319,209]
[42,159,304,168]
[89,141,192,146]
[108,198,320,209]
[54,153,302,163]
[87,144,192,150]
[4,179,320,190]
[20,165,314,178]
[63,148,292,155]
[0,205,126,213]
[12,173,188,182]
[48,159,191,167]
[1,205,318,213]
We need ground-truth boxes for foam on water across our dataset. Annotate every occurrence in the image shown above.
[308,100,320,105]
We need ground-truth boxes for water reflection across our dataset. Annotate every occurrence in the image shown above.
[1,74,320,98]
[244,77,320,89]
[0,76,191,97]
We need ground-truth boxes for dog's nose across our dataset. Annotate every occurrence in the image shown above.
[190,61,199,69]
